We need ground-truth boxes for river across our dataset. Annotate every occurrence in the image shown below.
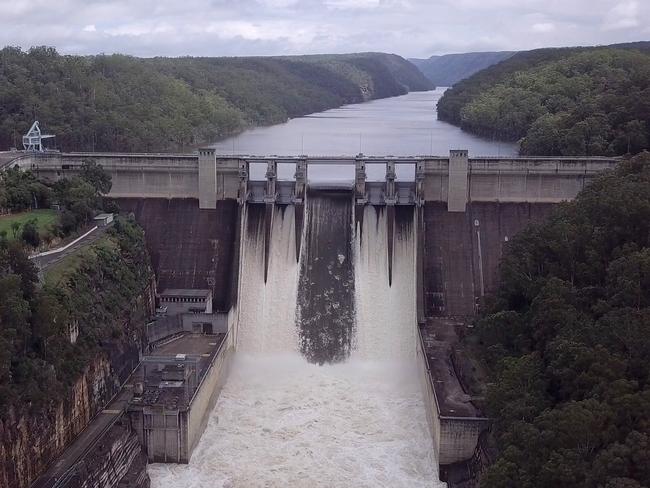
[210,88,517,158]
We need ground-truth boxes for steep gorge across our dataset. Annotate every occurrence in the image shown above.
[0,220,156,488]
[0,48,432,153]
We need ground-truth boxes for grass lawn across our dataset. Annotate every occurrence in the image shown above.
[0,209,58,238]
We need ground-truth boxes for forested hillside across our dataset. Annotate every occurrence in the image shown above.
[0,47,432,152]
[437,43,650,156]
[409,51,514,86]
[475,152,650,487]
[0,163,146,415]
[0,218,152,415]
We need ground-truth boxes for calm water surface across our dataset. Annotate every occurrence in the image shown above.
[211,88,517,159]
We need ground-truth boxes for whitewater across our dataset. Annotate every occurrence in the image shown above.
[149,197,444,487]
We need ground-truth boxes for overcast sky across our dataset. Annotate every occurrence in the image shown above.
[0,0,648,58]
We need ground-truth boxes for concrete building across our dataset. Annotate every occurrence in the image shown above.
[159,289,213,315]
[146,311,229,345]
[128,331,234,463]
[93,212,114,227]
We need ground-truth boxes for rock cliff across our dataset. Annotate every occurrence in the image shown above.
[0,341,142,488]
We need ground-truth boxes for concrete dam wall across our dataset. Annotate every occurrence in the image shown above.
[236,190,419,364]
[121,191,568,484]
[116,188,593,484]
[2,149,621,486]
[155,191,442,487]
[9,150,618,211]
[423,201,555,316]
[117,199,240,312]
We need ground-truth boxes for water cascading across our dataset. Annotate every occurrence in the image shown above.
[235,203,300,354]
[354,205,418,361]
[296,190,355,364]
[148,192,444,487]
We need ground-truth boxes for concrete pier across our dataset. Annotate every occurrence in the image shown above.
[416,322,488,466]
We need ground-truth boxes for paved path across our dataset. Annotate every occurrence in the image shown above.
[31,387,134,488]
[30,225,110,272]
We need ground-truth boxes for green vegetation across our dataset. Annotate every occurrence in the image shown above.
[0,217,151,416]
[409,51,514,86]
[437,43,650,156]
[0,161,113,246]
[474,152,650,487]
[0,47,432,152]
[0,209,57,240]
[44,235,113,287]
[0,163,148,419]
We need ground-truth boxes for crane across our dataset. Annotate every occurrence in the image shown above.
[22,121,55,151]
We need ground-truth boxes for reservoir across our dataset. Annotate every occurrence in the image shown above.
[211,88,517,158]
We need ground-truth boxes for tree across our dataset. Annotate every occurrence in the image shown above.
[475,153,650,486]
[0,274,32,355]
[20,218,40,248]
[520,113,564,155]
[486,354,549,428]
[0,47,429,153]
[54,177,100,228]
[439,48,650,157]
[80,160,112,195]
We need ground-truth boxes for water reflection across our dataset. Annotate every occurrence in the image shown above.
[211,88,518,159]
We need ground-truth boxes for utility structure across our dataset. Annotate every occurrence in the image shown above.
[22,121,55,152]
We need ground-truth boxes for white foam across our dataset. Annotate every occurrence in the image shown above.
[149,203,444,488]
[235,205,299,354]
[354,207,418,361]
[148,354,442,488]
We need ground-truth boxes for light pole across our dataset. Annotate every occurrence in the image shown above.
[474,219,485,297]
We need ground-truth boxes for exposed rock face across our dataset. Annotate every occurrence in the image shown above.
[0,340,143,488]
[1,355,115,488]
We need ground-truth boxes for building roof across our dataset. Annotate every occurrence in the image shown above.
[94,213,114,219]
[160,288,212,298]
[132,332,226,410]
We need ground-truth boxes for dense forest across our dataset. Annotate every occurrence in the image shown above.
[0,163,152,415]
[0,47,432,152]
[0,217,151,416]
[437,43,650,156]
[475,152,650,487]
[409,51,514,86]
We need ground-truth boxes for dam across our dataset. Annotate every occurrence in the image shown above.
[2,143,619,487]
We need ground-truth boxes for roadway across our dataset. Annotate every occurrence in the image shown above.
[30,224,110,272]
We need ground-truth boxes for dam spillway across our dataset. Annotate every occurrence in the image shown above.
[297,190,356,364]
[355,205,418,361]
[5,147,621,487]
[147,188,444,487]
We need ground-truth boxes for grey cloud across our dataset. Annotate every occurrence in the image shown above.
[0,0,648,57]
